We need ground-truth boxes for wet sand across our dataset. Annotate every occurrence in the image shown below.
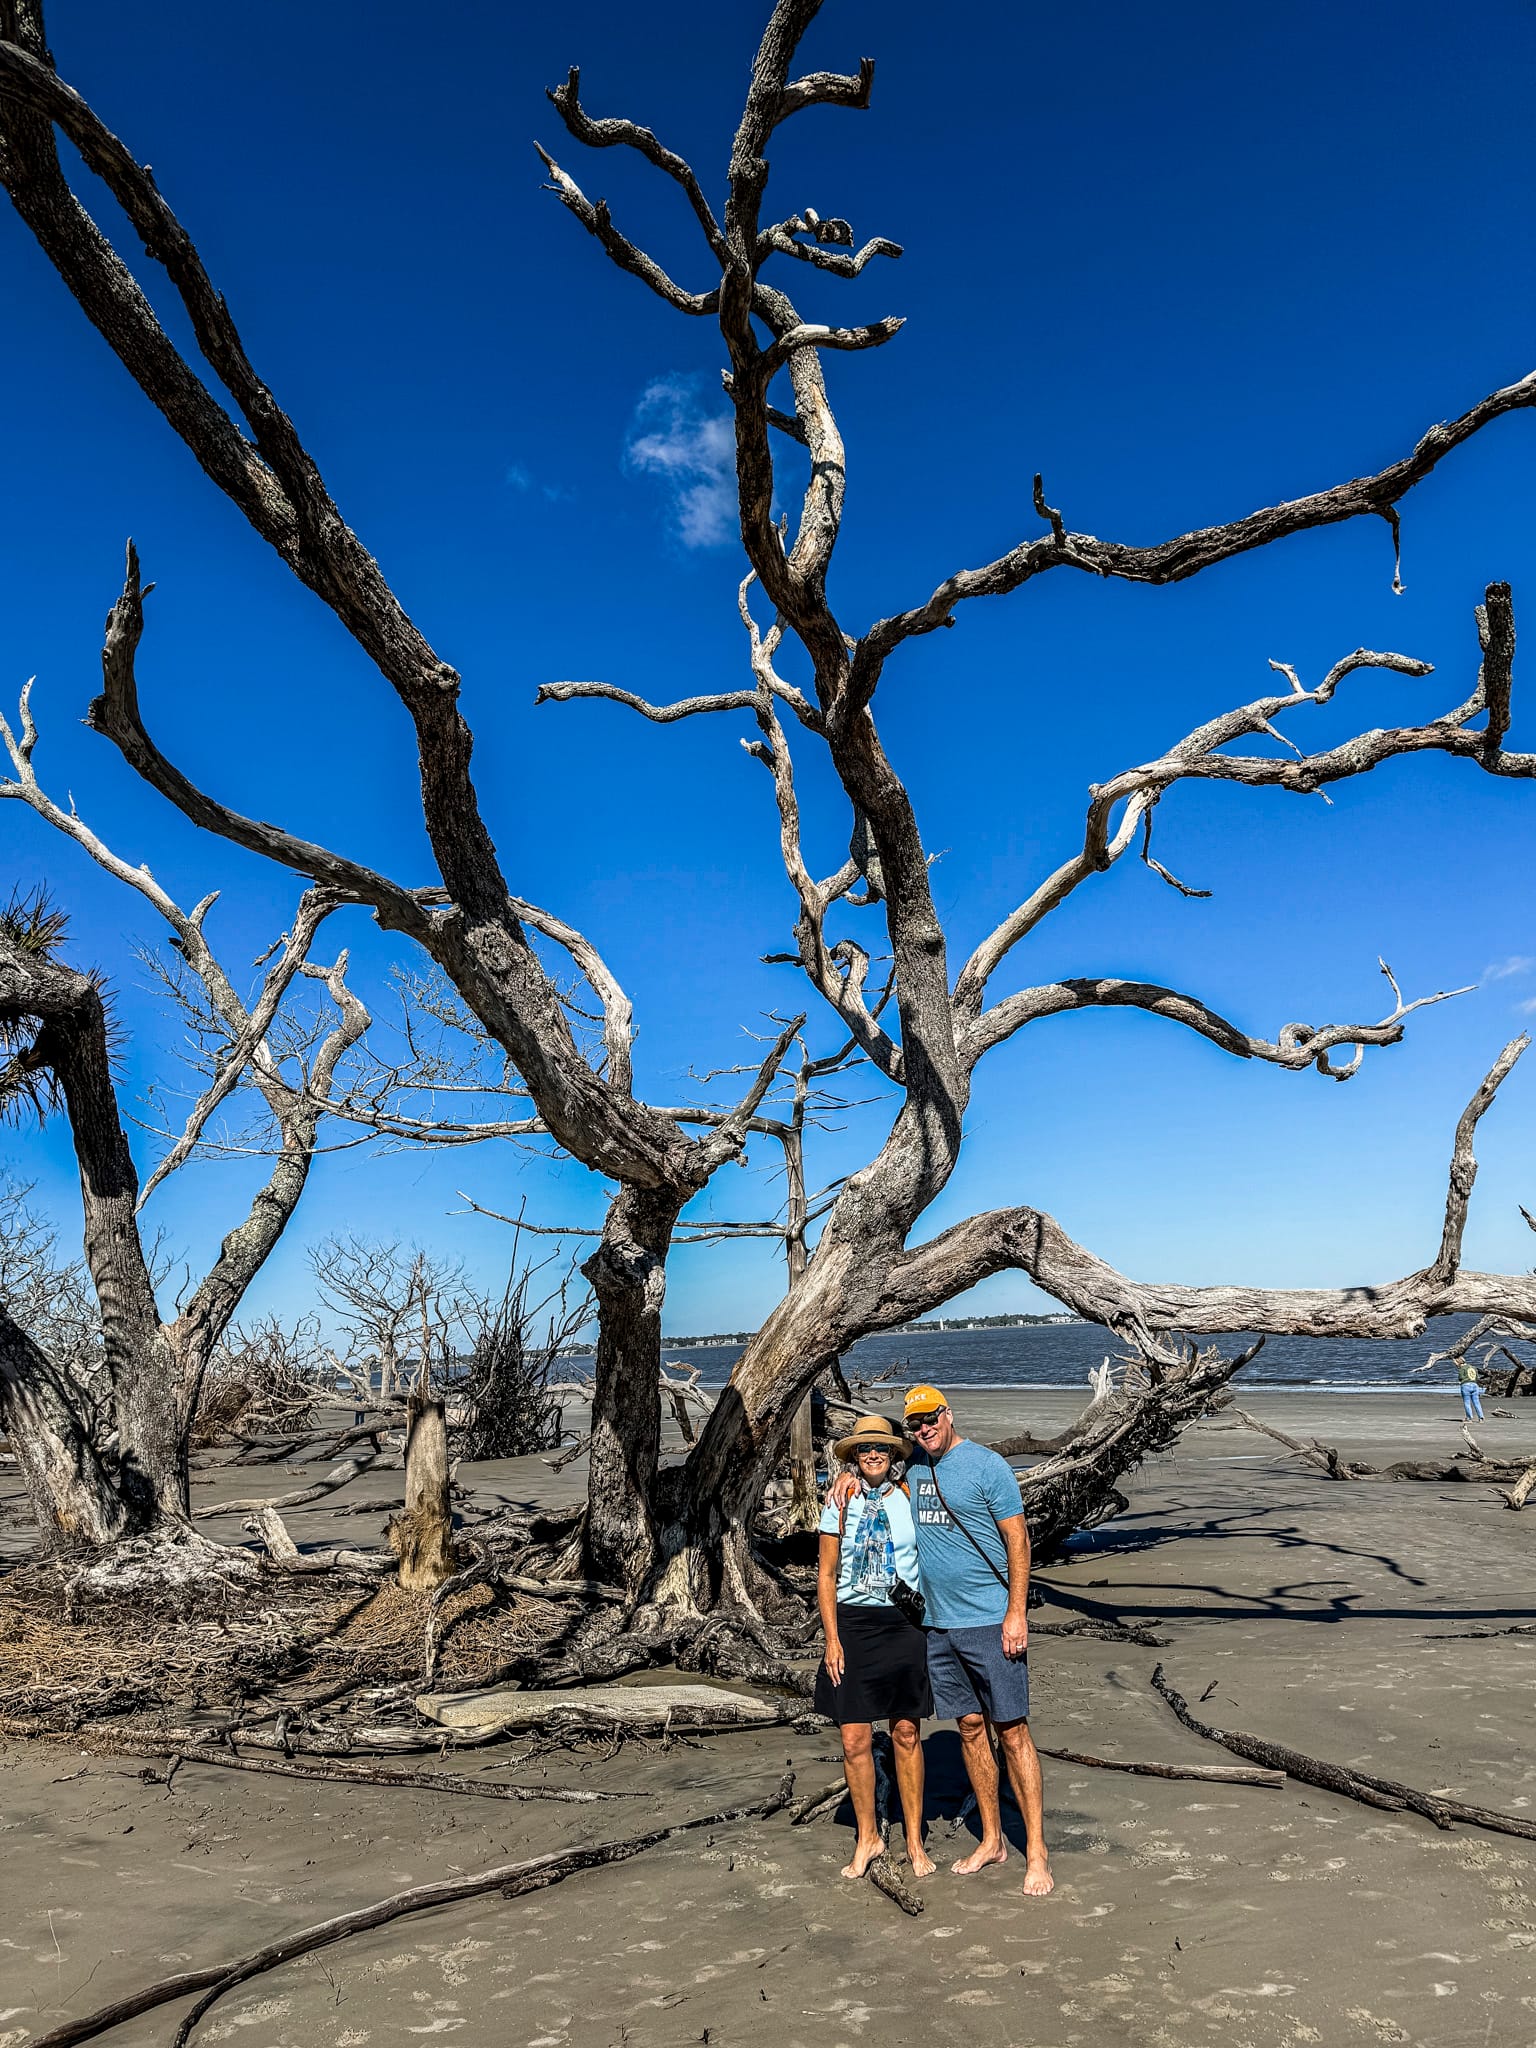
[3,1390,1535,2047]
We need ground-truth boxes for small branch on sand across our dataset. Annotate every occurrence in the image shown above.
[1031,1615,1169,1647]
[1503,1461,1536,1509]
[0,1722,636,1804]
[1419,1622,1536,1640]
[1228,1408,1367,1479]
[1036,1744,1284,1786]
[194,1447,379,1518]
[29,1776,795,2048]
[789,1775,849,1823]
[1151,1665,1536,1841]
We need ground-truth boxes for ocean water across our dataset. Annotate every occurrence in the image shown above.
[660,1315,1521,1394]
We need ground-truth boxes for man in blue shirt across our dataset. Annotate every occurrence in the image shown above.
[833,1382,1053,1895]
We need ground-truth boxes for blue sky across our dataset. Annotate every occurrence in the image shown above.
[3,0,1536,1339]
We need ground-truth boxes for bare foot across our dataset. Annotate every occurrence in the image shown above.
[1021,1854,1055,1897]
[906,1839,936,1878]
[840,1836,884,1880]
[950,1840,1008,1876]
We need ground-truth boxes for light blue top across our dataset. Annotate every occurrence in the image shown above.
[909,1439,1024,1629]
[818,1480,922,1608]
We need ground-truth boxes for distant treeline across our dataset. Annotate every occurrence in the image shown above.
[649,1311,1081,1348]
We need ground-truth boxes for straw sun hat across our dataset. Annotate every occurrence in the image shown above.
[832,1412,912,1463]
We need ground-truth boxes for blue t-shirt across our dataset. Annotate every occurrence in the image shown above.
[818,1482,922,1609]
[909,1439,1024,1629]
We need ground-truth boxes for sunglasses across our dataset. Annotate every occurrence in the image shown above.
[906,1410,946,1429]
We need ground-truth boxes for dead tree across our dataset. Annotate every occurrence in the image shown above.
[456,1237,591,1462]
[0,885,364,1559]
[6,1,1536,1614]
[0,685,378,1557]
[310,1237,478,1405]
[531,2,1536,1609]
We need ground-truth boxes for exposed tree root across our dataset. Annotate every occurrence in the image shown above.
[61,1525,261,1616]
[243,1504,393,1577]
[27,1774,795,2048]
[789,1774,850,1823]
[1151,1664,1536,1841]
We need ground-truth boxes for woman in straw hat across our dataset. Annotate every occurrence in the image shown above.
[813,1412,935,1879]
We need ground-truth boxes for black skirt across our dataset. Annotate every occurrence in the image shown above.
[813,1601,933,1725]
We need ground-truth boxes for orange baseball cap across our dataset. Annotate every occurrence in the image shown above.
[903,1384,947,1420]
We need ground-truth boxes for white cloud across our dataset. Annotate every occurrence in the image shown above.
[1517,996,1536,1014]
[505,462,533,491]
[624,376,735,548]
[1485,954,1535,981]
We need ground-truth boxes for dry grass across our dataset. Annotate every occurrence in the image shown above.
[0,1567,572,1726]
[0,1576,359,1721]
[311,1578,567,1687]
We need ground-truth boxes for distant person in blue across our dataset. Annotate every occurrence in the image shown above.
[1459,1357,1486,1421]
[813,1413,935,1880]
[830,1384,1053,1897]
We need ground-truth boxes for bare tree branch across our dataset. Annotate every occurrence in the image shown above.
[1428,1034,1529,1283]
[534,142,720,316]
[85,548,426,929]
[955,622,1520,1027]
[507,896,635,1096]
[135,895,344,1206]
[874,1040,1534,1359]
[965,968,1470,1078]
[545,65,726,260]
[859,379,1536,666]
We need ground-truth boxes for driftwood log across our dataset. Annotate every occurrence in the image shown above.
[27,1776,795,2048]
[1036,1745,1285,1786]
[415,1680,779,1739]
[243,1504,392,1576]
[1231,1408,1536,1488]
[1151,1665,1536,1842]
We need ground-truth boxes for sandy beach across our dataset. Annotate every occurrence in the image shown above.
[3,1388,1535,2048]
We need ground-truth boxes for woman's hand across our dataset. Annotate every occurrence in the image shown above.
[827,1470,859,1511]
[824,1634,845,1686]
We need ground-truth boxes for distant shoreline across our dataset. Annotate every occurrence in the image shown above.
[638,1314,1086,1351]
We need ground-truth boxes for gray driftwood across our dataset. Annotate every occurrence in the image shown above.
[416,1680,778,1738]
[1152,1664,1536,1841]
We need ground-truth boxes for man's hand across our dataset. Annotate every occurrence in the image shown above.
[828,1470,858,1511]
[823,1634,845,1686]
[1002,1603,1029,1659]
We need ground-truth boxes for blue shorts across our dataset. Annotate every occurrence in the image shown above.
[926,1623,1030,1724]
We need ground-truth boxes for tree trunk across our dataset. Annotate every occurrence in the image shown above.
[786,1394,819,1530]
[780,1120,821,1532]
[388,1394,456,1590]
[0,1307,130,1548]
[581,1185,685,1590]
